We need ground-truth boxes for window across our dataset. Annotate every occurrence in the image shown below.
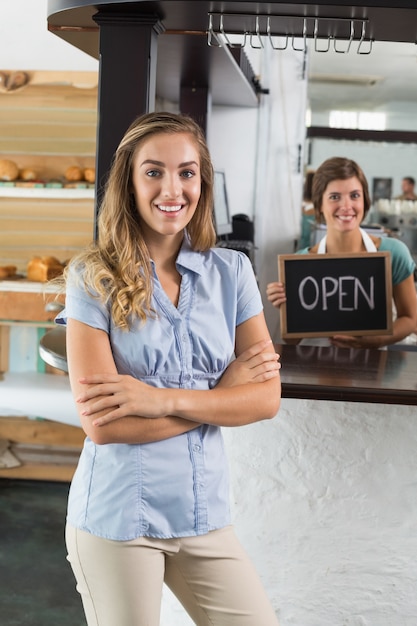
[329,110,386,131]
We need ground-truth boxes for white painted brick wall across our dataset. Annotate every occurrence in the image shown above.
[162,399,417,625]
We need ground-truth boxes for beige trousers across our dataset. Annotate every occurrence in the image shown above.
[66,524,279,626]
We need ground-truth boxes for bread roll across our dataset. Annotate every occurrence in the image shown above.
[83,167,95,183]
[65,166,83,182]
[0,159,19,181]
[27,256,64,282]
[20,168,37,181]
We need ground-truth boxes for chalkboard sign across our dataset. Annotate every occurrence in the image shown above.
[278,252,393,339]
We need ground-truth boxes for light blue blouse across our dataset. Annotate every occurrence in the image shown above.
[56,237,263,540]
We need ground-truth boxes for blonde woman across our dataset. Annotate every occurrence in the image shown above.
[56,112,281,626]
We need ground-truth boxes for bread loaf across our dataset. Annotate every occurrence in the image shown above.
[0,265,17,279]
[27,256,64,282]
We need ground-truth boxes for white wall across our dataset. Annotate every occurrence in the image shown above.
[0,0,98,71]
[224,398,417,626]
[209,105,260,221]
[308,137,417,202]
[162,395,417,626]
[3,4,417,626]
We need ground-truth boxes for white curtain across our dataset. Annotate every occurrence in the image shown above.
[252,44,309,341]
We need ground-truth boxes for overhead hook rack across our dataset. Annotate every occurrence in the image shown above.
[207,13,373,55]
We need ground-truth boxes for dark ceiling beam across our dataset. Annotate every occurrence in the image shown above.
[307,126,417,144]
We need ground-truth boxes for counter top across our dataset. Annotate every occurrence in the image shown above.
[0,280,59,294]
[277,344,417,406]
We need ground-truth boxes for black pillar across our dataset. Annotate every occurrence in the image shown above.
[92,11,164,232]
[180,85,211,136]
[178,35,211,136]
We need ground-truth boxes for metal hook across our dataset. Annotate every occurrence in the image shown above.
[333,19,354,54]
[267,16,288,50]
[207,14,222,47]
[219,14,246,48]
[313,18,331,52]
[357,20,373,55]
[292,17,307,52]
[250,15,264,48]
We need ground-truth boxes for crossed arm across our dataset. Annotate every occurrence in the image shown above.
[67,312,281,445]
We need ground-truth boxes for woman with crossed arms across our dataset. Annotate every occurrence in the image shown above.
[56,112,281,626]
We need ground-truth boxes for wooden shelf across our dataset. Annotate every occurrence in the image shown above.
[0,285,64,322]
[0,416,84,482]
[0,463,78,482]
[0,187,94,199]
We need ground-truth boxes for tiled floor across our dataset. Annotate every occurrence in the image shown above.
[0,479,86,625]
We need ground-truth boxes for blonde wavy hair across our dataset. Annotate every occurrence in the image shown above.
[61,112,216,330]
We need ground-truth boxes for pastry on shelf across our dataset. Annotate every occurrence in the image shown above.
[0,159,19,182]
[19,168,37,181]
[27,256,65,282]
[0,265,17,280]
[83,167,95,183]
[5,71,30,92]
[64,165,84,182]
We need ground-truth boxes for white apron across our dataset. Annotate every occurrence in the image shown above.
[317,227,377,254]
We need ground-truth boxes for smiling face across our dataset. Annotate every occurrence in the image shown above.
[320,176,365,234]
[131,131,201,244]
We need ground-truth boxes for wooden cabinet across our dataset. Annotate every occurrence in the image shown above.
[0,77,95,481]
[0,282,83,482]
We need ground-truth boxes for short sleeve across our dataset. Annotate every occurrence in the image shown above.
[235,252,263,326]
[388,238,416,285]
[55,266,110,333]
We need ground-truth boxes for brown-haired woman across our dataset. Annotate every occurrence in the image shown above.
[266,156,416,348]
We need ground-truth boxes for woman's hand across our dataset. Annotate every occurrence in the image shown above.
[76,374,169,425]
[217,339,281,388]
[330,334,384,349]
[266,281,286,309]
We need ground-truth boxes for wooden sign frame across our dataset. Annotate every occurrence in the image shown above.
[278,252,393,339]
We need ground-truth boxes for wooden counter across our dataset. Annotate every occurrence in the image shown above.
[0,280,79,482]
[277,344,417,406]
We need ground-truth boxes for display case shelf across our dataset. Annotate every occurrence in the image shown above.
[0,186,94,199]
